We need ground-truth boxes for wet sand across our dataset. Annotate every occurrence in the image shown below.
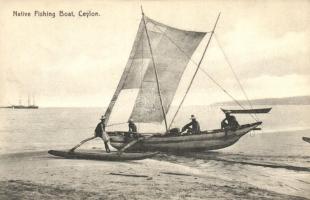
[0,151,308,200]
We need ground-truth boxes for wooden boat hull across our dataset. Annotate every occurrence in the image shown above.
[302,137,310,143]
[108,122,262,153]
[48,150,158,161]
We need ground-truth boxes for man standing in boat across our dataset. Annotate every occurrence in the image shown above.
[181,115,201,134]
[69,115,111,153]
[221,111,240,131]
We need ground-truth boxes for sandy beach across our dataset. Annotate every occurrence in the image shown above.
[0,151,308,200]
[1,107,310,199]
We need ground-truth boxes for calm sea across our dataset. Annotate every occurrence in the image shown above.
[0,105,309,198]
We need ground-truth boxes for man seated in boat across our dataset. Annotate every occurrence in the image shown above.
[221,111,240,131]
[181,115,201,134]
[128,119,137,135]
[69,115,111,153]
[124,119,139,141]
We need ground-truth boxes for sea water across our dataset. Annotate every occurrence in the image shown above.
[0,105,309,198]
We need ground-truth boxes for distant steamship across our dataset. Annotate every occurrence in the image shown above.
[2,95,39,109]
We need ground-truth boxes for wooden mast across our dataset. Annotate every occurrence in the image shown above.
[169,13,221,129]
[141,7,169,133]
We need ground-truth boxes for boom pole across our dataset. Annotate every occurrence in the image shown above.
[169,13,221,129]
[141,8,169,133]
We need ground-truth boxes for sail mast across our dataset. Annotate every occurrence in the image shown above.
[169,13,221,129]
[141,7,168,133]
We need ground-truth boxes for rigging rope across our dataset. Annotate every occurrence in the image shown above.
[198,68,258,121]
[214,34,258,121]
[150,17,257,126]
[167,13,221,129]
[106,122,128,127]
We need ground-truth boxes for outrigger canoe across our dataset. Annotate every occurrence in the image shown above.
[108,122,262,153]
[93,11,270,153]
[48,150,158,161]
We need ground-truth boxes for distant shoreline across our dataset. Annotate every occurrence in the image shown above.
[1,95,310,108]
[212,95,310,106]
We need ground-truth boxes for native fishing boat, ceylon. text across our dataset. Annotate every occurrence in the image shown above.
[104,9,271,152]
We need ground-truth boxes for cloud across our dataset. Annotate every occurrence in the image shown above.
[245,74,310,99]
[205,25,310,80]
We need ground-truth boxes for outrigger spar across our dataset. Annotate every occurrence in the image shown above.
[105,10,271,152]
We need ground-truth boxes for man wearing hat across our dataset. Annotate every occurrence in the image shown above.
[69,115,111,153]
[124,119,138,142]
[221,111,239,132]
[128,119,137,134]
[181,115,201,134]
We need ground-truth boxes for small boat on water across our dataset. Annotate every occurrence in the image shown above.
[302,137,310,143]
[102,9,271,152]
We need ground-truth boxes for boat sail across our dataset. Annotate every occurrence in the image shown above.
[105,13,206,131]
[105,10,269,152]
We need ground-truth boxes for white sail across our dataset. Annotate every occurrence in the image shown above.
[105,15,206,131]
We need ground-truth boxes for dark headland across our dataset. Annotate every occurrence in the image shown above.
[212,95,310,106]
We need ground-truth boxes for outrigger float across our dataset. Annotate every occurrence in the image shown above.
[48,150,158,161]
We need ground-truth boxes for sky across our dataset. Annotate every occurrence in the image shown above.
[0,0,309,107]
